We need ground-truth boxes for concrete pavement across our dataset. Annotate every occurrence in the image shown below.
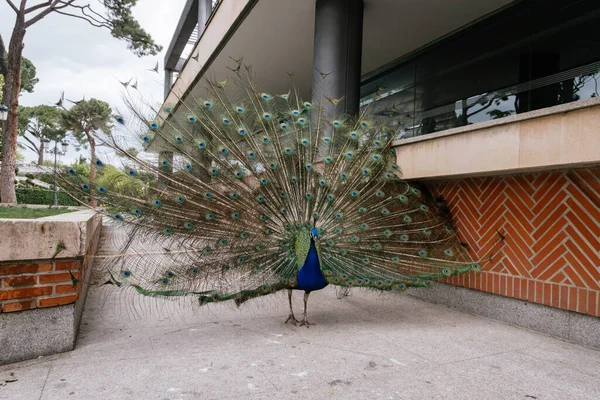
[1,283,599,400]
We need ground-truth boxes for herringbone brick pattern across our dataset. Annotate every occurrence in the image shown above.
[429,168,600,317]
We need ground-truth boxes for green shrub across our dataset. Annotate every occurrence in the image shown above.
[39,174,54,185]
[0,188,81,206]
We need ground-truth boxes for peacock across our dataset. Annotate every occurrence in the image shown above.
[59,62,490,327]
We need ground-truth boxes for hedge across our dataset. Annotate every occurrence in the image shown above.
[0,188,81,206]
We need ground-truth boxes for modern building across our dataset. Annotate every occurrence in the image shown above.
[158,0,600,346]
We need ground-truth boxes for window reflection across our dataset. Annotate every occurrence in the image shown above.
[362,0,600,139]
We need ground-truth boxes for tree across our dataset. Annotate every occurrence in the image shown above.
[1,1,162,204]
[0,55,37,156]
[19,105,65,164]
[61,98,112,208]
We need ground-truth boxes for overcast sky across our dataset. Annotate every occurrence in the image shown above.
[0,0,187,163]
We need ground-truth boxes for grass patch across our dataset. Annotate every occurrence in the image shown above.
[0,206,75,219]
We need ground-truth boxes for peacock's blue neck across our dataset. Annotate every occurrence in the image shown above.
[296,238,328,292]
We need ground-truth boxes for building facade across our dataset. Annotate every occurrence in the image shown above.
[159,0,600,340]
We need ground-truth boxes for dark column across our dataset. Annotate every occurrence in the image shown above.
[198,0,213,36]
[164,69,174,99]
[312,0,364,117]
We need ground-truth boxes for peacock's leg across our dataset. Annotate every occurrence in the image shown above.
[284,289,300,325]
[300,291,314,327]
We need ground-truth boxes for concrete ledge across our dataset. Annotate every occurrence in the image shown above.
[393,97,600,180]
[0,210,102,365]
[409,283,600,349]
[0,210,100,262]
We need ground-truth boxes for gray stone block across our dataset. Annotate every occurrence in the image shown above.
[409,283,600,349]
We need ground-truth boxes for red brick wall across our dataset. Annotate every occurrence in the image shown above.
[0,260,81,312]
[0,214,101,314]
[429,167,600,317]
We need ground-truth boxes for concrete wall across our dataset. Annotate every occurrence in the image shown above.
[394,97,600,180]
[0,210,102,365]
[410,283,600,349]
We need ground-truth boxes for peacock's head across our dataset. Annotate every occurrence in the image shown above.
[310,227,319,239]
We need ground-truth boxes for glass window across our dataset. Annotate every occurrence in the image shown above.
[362,0,600,139]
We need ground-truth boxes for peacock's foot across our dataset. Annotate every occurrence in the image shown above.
[285,314,300,325]
[299,318,315,328]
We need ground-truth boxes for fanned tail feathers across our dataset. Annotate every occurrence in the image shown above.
[58,67,486,307]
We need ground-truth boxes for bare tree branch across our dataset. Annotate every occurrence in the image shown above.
[5,0,19,13]
[24,0,69,28]
[24,1,52,14]
[53,10,110,29]
[21,134,40,153]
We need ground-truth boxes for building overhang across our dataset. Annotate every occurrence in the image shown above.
[159,0,516,121]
